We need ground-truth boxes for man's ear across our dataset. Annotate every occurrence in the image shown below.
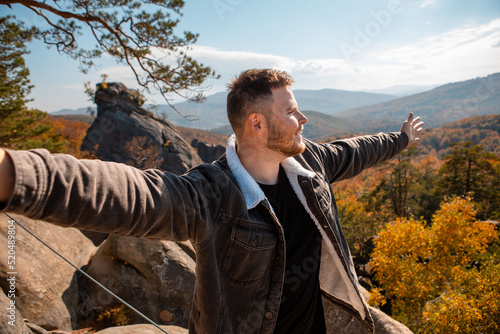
[247,113,264,134]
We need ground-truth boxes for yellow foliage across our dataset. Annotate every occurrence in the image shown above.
[422,264,500,334]
[370,196,498,331]
[96,303,129,327]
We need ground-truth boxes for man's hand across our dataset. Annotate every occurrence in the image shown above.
[0,148,15,203]
[401,112,424,147]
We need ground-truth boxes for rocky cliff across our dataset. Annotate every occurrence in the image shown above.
[81,82,202,175]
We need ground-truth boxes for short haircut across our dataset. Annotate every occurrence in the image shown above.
[227,69,294,135]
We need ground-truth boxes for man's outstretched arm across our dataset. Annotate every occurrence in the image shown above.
[0,147,223,242]
[305,112,424,183]
[0,148,15,203]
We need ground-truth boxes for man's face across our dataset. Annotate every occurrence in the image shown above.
[265,86,308,158]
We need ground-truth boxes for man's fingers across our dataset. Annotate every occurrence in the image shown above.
[407,112,414,122]
[411,116,421,125]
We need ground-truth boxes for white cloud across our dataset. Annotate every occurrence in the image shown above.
[90,19,500,102]
[420,0,437,8]
[372,19,500,85]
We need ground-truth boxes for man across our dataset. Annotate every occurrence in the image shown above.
[0,68,423,333]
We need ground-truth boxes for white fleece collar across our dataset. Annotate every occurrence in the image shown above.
[226,134,316,210]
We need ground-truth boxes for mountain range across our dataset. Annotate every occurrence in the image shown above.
[51,73,500,140]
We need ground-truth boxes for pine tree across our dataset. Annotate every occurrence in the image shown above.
[0,16,64,151]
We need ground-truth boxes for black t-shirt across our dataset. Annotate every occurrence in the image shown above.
[259,166,326,334]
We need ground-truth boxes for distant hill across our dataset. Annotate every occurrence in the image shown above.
[320,114,500,157]
[176,125,228,147]
[212,110,356,141]
[51,73,499,142]
[336,73,500,132]
[155,92,228,130]
[419,114,500,157]
[139,88,396,130]
[51,107,95,116]
[364,84,439,97]
[53,114,95,125]
[292,89,396,115]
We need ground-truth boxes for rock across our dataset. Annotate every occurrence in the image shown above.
[0,213,97,331]
[82,235,196,329]
[25,322,49,333]
[94,324,188,334]
[191,139,225,163]
[0,288,33,334]
[323,293,413,334]
[81,82,202,175]
[370,307,413,334]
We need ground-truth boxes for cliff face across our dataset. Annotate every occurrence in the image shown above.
[81,82,202,175]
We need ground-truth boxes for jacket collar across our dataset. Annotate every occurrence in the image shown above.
[226,134,316,210]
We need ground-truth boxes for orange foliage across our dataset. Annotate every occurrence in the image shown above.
[39,115,92,157]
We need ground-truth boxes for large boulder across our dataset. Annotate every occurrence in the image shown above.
[323,295,413,334]
[81,82,202,175]
[0,288,33,334]
[82,235,196,329]
[0,213,97,331]
[191,139,225,163]
[94,324,188,334]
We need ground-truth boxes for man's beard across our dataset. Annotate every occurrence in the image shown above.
[266,122,305,158]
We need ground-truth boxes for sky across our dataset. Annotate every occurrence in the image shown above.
[4,0,500,113]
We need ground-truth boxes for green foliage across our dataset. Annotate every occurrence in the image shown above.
[439,141,500,219]
[359,147,442,221]
[0,16,65,151]
[370,196,498,332]
[1,0,219,104]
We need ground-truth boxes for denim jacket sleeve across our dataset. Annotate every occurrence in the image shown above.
[0,148,223,243]
[306,131,409,183]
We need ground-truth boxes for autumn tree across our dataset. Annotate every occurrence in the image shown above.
[0,15,65,151]
[124,136,162,169]
[421,263,500,334]
[370,196,498,332]
[1,0,218,107]
[39,115,92,157]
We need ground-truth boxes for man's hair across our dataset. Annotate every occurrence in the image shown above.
[227,69,294,135]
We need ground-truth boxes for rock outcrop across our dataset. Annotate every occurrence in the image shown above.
[0,288,33,334]
[323,295,414,334]
[0,213,96,331]
[191,139,225,163]
[94,324,188,334]
[81,82,202,175]
[82,235,196,329]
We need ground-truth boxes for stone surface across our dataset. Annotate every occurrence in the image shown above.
[94,324,188,334]
[0,213,97,331]
[191,139,225,163]
[82,235,196,329]
[323,295,414,334]
[81,82,202,175]
[370,307,414,334]
[0,288,33,334]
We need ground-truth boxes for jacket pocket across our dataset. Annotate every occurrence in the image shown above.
[221,222,276,283]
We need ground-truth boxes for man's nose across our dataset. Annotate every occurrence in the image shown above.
[297,110,308,124]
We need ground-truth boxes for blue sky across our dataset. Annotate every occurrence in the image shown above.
[5,0,500,112]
